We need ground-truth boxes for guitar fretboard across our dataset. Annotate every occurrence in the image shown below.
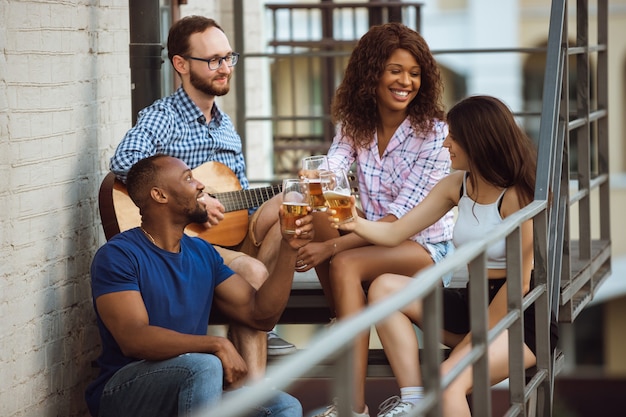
[214,184,283,212]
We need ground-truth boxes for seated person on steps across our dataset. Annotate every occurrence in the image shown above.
[333,96,559,417]
[305,22,454,417]
[85,155,313,417]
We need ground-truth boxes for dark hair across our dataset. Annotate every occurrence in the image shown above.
[446,95,537,207]
[331,22,445,148]
[167,16,223,65]
[126,155,168,209]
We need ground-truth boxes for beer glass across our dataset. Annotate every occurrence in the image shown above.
[281,179,309,234]
[301,155,329,211]
[320,169,354,224]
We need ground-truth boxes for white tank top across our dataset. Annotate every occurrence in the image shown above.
[452,173,507,269]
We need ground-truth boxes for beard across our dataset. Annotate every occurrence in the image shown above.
[188,205,209,225]
[189,67,231,96]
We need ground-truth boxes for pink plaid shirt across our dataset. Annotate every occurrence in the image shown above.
[328,118,454,245]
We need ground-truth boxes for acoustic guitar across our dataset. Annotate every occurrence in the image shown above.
[98,161,282,247]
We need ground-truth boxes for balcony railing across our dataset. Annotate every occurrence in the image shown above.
[205,1,611,416]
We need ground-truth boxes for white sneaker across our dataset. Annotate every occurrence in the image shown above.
[311,402,370,417]
[377,396,414,417]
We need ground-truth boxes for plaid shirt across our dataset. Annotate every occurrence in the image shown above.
[110,87,249,189]
[328,118,454,245]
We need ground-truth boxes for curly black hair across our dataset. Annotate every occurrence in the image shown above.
[331,22,445,148]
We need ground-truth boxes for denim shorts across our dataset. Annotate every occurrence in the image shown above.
[423,240,455,286]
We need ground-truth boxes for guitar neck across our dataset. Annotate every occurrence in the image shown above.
[214,184,282,212]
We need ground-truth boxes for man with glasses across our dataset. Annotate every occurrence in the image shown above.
[109,16,300,383]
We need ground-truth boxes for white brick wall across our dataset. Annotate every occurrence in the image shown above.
[0,1,131,416]
[0,2,248,415]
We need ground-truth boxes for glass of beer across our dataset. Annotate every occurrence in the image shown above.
[301,155,329,211]
[320,169,354,224]
[281,178,309,234]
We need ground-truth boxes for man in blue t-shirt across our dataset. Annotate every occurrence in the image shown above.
[86,155,313,417]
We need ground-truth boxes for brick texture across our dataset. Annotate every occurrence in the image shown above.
[0,1,131,416]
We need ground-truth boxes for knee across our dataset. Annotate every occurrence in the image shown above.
[441,380,471,413]
[180,353,224,390]
[368,274,398,303]
[230,256,268,289]
[177,353,223,379]
[271,391,303,416]
[175,353,225,412]
[328,252,357,282]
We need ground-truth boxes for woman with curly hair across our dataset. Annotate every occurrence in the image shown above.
[302,23,455,417]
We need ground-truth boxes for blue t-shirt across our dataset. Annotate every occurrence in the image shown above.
[85,228,234,416]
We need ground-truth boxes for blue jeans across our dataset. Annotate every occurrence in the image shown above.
[98,353,302,417]
[423,240,455,286]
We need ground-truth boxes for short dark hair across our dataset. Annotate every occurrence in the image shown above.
[167,16,223,65]
[126,155,168,209]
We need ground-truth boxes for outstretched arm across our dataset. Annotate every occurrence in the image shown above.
[213,208,315,329]
[333,172,462,246]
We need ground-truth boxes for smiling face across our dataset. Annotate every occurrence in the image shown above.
[375,48,421,115]
[156,157,210,224]
[186,27,233,97]
[443,132,469,171]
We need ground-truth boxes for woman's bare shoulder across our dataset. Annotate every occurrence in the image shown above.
[501,185,524,217]
[435,171,465,204]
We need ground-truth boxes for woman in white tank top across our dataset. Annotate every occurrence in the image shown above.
[331,95,557,417]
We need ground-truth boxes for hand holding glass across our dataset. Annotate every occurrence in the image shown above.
[321,169,354,224]
[301,155,329,211]
[281,179,309,234]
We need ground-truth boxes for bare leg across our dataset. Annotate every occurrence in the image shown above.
[232,195,300,375]
[242,195,283,274]
[311,211,341,314]
[440,331,537,417]
[226,255,269,381]
[227,323,267,382]
[369,274,425,388]
[330,242,434,412]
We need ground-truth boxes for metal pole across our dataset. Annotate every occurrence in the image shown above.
[234,0,246,154]
[128,0,163,125]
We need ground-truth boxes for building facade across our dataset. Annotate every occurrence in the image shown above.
[1,1,625,416]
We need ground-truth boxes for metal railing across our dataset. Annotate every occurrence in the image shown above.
[201,0,610,416]
[233,0,424,177]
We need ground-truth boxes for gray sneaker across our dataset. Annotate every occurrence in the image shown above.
[267,331,297,356]
[377,396,413,417]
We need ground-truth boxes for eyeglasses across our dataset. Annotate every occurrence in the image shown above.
[182,53,240,70]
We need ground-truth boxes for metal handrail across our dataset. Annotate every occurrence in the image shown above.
[201,0,609,415]
[198,200,548,417]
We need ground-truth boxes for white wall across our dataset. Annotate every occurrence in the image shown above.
[0,1,130,415]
